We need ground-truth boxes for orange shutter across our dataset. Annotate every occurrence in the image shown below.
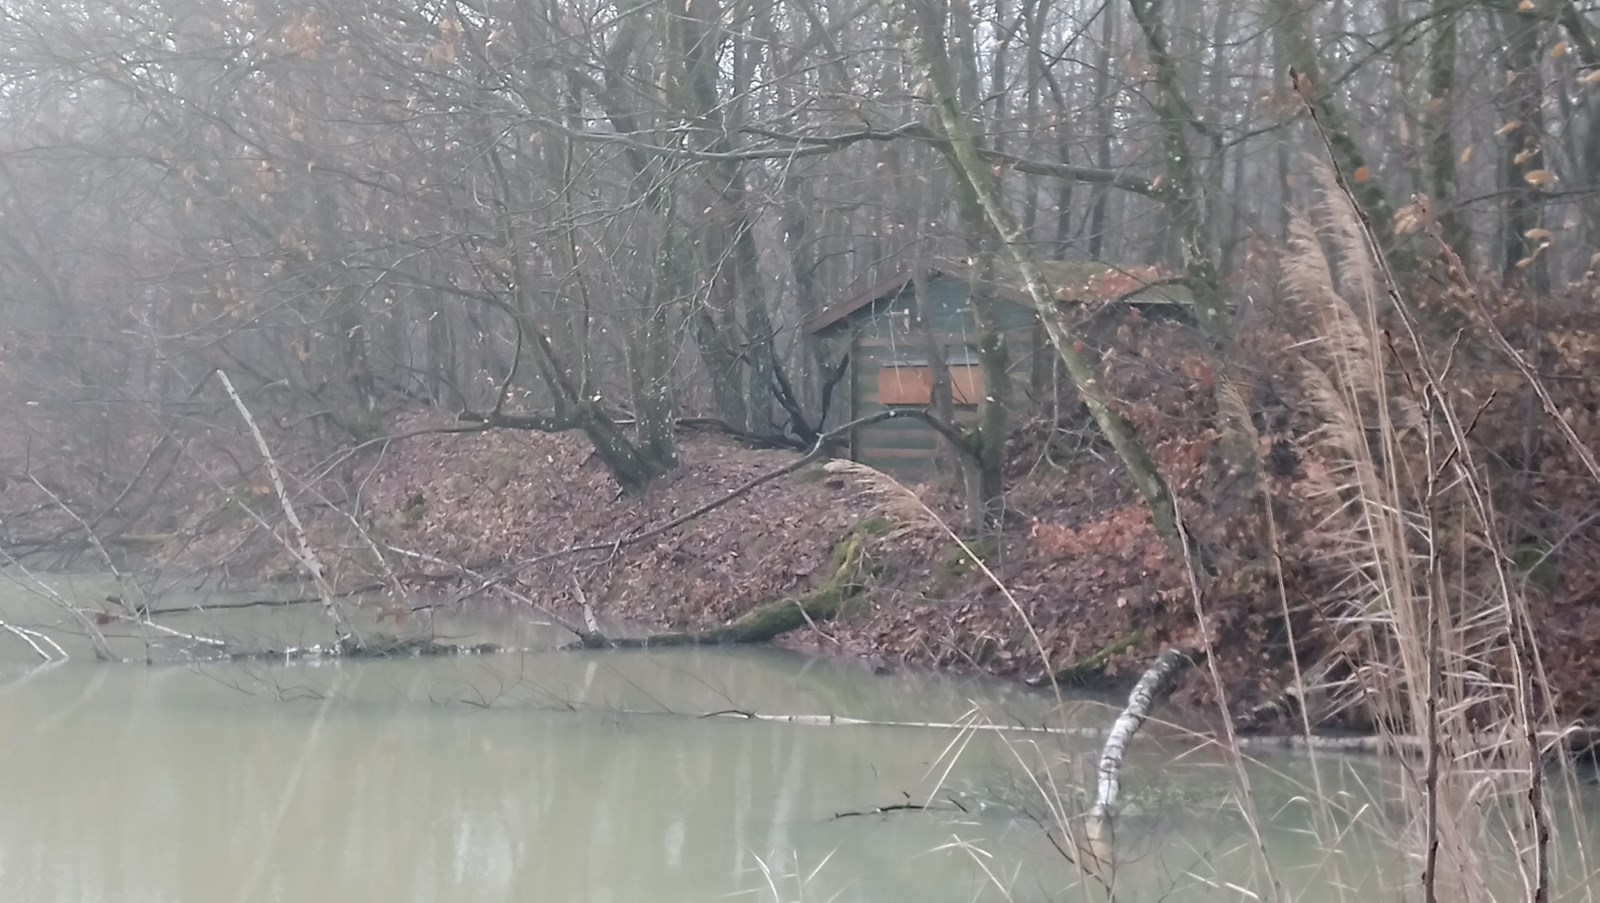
[949,365,984,404]
[878,364,986,405]
[878,365,933,405]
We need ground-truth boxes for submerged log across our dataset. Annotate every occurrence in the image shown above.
[208,634,504,663]
[566,531,869,650]
[1089,648,1194,822]
[1082,647,1195,870]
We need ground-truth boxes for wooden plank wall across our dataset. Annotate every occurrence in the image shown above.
[842,276,1041,482]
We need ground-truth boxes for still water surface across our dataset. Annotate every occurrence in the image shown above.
[1,572,1596,902]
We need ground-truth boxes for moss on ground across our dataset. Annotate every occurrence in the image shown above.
[570,523,875,648]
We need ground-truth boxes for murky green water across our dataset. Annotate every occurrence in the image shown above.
[2,571,1597,901]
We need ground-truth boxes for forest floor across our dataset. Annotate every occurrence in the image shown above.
[352,411,1198,692]
[294,401,1342,720]
[336,368,1600,725]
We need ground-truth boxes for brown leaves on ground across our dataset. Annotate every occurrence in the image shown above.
[362,414,877,631]
[350,414,1197,687]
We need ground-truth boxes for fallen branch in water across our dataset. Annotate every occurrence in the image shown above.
[0,536,116,661]
[693,705,1594,763]
[1227,723,1600,765]
[21,475,187,662]
[0,616,68,663]
[218,371,356,648]
[695,709,1103,735]
[832,796,966,820]
[1087,648,1194,820]
[385,543,594,640]
[564,587,858,648]
[212,634,506,663]
[1027,630,1148,688]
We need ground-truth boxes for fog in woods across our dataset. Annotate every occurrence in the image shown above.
[2,1,1600,901]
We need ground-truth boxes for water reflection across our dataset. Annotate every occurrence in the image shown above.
[0,645,1072,902]
[2,576,1598,901]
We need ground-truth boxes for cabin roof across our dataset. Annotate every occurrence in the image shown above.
[804,257,1191,335]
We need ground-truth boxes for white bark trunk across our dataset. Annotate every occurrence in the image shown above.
[1090,648,1191,822]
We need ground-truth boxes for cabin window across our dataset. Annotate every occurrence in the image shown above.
[878,355,984,406]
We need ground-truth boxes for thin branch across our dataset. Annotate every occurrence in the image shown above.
[25,475,157,662]
[0,618,68,664]
[218,371,357,647]
[0,545,115,661]
[458,409,591,432]
[742,123,1167,197]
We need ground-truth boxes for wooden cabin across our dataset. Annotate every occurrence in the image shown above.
[805,258,1190,482]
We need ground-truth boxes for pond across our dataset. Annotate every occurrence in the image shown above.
[2,571,1597,902]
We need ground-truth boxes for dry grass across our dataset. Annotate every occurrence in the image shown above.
[859,163,1600,902]
[1282,163,1575,902]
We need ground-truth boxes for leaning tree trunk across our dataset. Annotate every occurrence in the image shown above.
[1085,648,1193,864]
[884,0,1198,555]
[568,529,869,648]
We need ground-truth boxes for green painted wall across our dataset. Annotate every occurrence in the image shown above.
[840,274,1039,480]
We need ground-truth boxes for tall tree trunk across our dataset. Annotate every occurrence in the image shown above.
[423,296,456,405]
[1204,0,1240,270]
[1495,0,1551,293]
[886,0,1199,556]
[1424,0,1471,263]
[936,0,1010,532]
[671,0,785,432]
[632,216,689,468]
[1127,0,1229,340]
[1557,1,1600,242]
[1272,0,1405,262]
[1087,6,1117,258]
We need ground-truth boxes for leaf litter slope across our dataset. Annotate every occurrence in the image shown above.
[362,411,1190,692]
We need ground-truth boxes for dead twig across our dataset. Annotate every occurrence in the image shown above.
[218,371,356,648]
[25,475,158,661]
